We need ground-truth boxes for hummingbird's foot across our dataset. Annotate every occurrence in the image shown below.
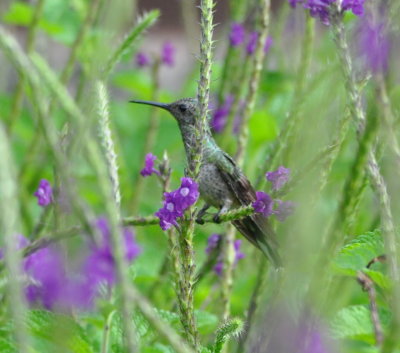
[213,214,222,224]
[196,203,211,225]
[195,217,205,225]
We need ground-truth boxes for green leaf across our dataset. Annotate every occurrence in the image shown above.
[27,310,93,353]
[330,305,390,344]
[333,230,385,274]
[195,310,219,335]
[2,2,62,35]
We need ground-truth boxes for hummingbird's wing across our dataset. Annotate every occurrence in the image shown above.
[215,151,282,267]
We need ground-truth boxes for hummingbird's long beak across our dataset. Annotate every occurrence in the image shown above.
[129,100,170,111]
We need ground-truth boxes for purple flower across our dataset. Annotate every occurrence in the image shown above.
[359,15,390,74]
[176,177,200,210]
[342,0,365,16]
[264,36,273,54]
[246,32,258,55]
[140,153,160,177]
[289,0,302,7]
[274,200,295,222]
[75,218,141,308]
[161,41,175,67]
[155,178,199,231]
[34,179,53,207]
[252,191,274,217]
[212,238,245,276]
[206,233,221,254]
[214,261,224,276]
[288,0,365,25]
[229,23,245,47]
[233,239,245,262]
[211,95,234,133]
[24,246,67,309]
[136,52,150,67]
[266,166,290,191]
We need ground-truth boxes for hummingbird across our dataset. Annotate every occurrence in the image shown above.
[131,98,282,267]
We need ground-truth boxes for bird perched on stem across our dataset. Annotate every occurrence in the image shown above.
[131,98,282,267]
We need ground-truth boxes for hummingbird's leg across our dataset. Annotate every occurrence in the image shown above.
[213,199,233,224]
[196,203,211,224]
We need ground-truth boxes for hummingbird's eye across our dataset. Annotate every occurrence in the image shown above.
[178,104,187,113]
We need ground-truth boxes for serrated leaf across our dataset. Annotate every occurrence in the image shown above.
[142,343,175,353]
[27,310,93,353]
[195,310,218,335]
[333,230,384,274]
[330,305,390,344]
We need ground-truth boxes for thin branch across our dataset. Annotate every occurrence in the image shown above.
[357,271,383,346]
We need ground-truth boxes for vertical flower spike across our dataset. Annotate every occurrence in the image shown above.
[266,166,290,191]
[233,239,245,262]
[206,234,222,254]
[140,153,160,177]
[246,32,258,55]
[161,41,175,67]
[252,191,274,217]
[359,15,390,75]
[211,95,234,133]
[229,23,245,47]
[136,52,150,67]
[33,179,53,207]
[264,36,273,54]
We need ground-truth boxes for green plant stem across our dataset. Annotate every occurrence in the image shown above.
[104,10,160,77]
[128,285,195,353]
[236,257,267,353]
[331,13,400,349]
[6,0,45,133]
[0,206,257,273]
[101,310,117,353]
[86,137,138,351]
[236,0,271,165]
[376,75,400,170]
[220,58,251,151]
[131,59,161,213]
[0,124,30,353]
[221,225,235,321]
[0,26,101,243]
[262,14,314,177]
[97,80,121,211]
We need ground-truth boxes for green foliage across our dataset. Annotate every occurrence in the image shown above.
[331,305,390,345]
[1,0,400,353]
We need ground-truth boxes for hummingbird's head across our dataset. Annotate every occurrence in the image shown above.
[130,97,198,126]
[167,98,197,125]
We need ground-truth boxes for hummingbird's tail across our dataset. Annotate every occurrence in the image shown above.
[233,216,282,268]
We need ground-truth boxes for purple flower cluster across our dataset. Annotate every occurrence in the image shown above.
[246,33,273,56]
[228,23,273,56]
[135,41,176,68]
[136,52,150,67]
[6,219,140,311]
[359,15,390,74]
[289,0,365,25]
[266,166,290,191]
[161,41,175,66]
[155,177,199,230]
[252,167,295,222]
[34,179,53,207]
[140,153,161,177]
[206,234,245,276]
[211,95,234,133]
[229,23,245,47]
